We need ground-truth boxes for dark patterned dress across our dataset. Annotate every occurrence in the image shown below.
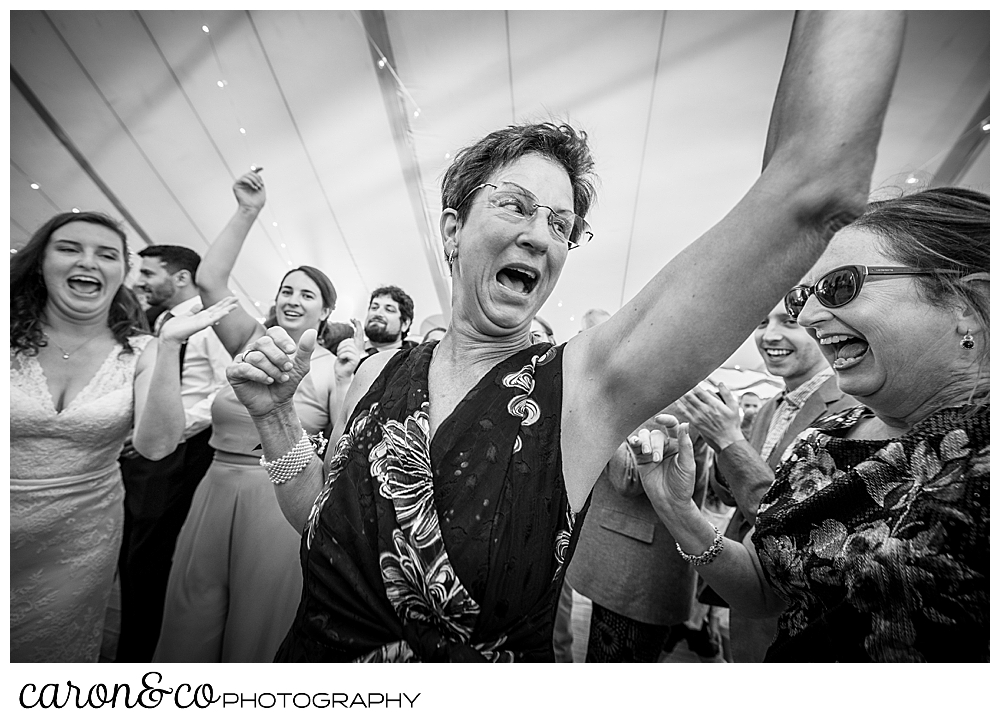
[275,341,577,662]
[753,405,989,662]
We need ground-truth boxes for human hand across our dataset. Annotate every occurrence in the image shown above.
[628,415,697,520]
[333,326,362,382]
[675,382,743,453]
[159,296,239,343]
[228,326,315,419]
[233,168,266,213]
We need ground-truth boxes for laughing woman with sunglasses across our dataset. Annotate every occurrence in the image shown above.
[227,12,906,662]
[636,187,989,662]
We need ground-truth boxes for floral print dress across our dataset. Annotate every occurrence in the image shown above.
[753,405,989,662]
[275,341,576,662]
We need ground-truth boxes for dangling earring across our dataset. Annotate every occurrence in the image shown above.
[961,330,975,350]
[447,250,456,273]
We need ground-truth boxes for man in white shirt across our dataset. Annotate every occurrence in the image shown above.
[117,245,231,662]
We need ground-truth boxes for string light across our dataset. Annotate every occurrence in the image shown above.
[377,58,386,69]
[11,249,18,254]
[983,122,991,132]
[905,176,918,184]
[71,208,80,213]
[217,80,226,88]
[30,182,39,189]
[239,127,246,134]
[202,25,209,33]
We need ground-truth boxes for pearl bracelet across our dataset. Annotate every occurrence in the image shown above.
[675,525,725,567]
[259,430,318,485]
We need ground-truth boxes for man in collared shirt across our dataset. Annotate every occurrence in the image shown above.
[116,245,231,662]
[689,301,857,662]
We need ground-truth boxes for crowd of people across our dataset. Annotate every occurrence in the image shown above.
[10,10,989,664]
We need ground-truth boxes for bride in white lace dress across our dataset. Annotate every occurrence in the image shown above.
[9,212,236,662]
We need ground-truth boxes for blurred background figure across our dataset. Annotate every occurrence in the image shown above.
[362,285,416,356]
[530,315,557,345]
[738,391,761,437]
[580,308,611,331]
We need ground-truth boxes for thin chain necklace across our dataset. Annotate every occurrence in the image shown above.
[43,329,103,360]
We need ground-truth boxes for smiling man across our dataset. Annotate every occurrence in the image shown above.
[690,300,857,663]
[362,285,417,356]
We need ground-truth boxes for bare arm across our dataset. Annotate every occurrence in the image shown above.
[560,11,905,510]
[197,170,269,357]
[634,419,786,618]
[677,383,774,524]
[132,298,239,460]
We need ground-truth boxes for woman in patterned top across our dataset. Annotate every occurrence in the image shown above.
[227,12,906,661]
[636,187,989,662]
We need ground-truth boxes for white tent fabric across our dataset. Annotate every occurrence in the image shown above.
[10,10,989,371]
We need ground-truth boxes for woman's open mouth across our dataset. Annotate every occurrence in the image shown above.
[496,267,538,295]
[819,333,870,370]
[67,275,103,296]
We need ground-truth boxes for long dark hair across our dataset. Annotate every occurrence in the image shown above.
[10,211,147,356]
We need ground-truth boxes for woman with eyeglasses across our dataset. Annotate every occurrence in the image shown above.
[635,187,989,662]
[228,12,905,661]
[153,172,362,662]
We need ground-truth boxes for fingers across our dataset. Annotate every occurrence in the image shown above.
[335,338,360,361]
[674,422,696,475]
[351,318,365,346]
[717,381,738,409]
[295,328,317,368]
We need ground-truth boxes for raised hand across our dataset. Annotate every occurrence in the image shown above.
[674,382,743,452]
[158,296,239,343]
[334,336,361,382]
[228,326,315,419]
[628,415,698,521]
[233,168,266,213]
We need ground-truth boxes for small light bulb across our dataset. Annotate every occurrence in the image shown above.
[72,208,80,213]
[217,80,225,88]
[569,316,575,322]
[557,301,563,307]
[202,25,209,33]
[413,110,420,118]
[272,222,278,227]
[30,183,39,190]
[444,152,450,160]
[10,248,18,254]
[254,301,261,306]
[905,177,918,184]
[377,58,386,69]
[280,243,286,248]
[983,122,991,132]
[239,128,246,134]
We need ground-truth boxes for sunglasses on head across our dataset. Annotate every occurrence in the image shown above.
[783,265,947,320]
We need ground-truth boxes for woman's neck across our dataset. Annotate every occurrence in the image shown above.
[42,304,110,340]
[863,372,985,439]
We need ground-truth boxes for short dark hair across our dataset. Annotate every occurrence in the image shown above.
[740,392,761,401]
[442,122,597,228]
[370,285,414,338]
[139,245,201,279]
[10,211,145,356]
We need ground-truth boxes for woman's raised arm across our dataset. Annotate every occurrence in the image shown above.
[560,11,905,510]
[196,170,269,357]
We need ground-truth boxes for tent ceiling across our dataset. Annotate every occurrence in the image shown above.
[10,10,989,372]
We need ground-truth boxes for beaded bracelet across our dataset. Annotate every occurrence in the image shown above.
[259,430,317,485]
[675,525,725,567]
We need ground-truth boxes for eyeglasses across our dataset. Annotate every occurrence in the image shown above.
[459,182,593,249]
[784,265,946,320]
